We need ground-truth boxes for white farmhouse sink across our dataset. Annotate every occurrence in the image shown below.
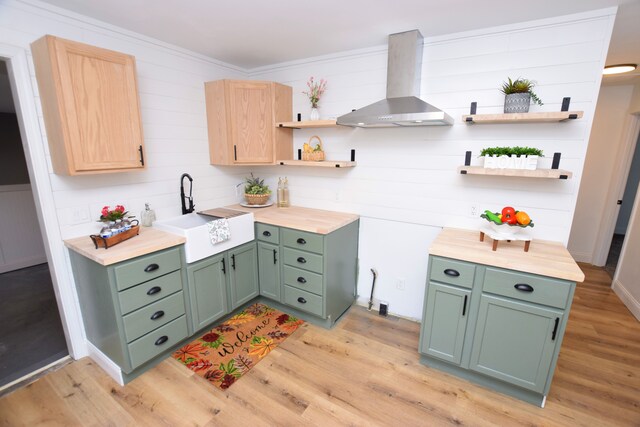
[154,211,254,263]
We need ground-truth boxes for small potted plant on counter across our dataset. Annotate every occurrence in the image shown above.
[480,146,543,170]
[500,77,543,113]
[243,173,271,205]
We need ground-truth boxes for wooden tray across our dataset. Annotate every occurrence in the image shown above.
[90,223,140,249]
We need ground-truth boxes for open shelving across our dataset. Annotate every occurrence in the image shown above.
[462,111,584,124]
[277,160,356,168]
[276,120,338,129]
[457,166,572,179]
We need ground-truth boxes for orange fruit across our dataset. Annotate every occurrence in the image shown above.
[515,211,531,226]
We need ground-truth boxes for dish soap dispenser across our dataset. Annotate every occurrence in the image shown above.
[140,203,156,227]
[281,177,290,207]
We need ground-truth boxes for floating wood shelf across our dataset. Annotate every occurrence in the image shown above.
[462,111,584,124]
[457,166,572,179]
[276,120,338,129]
[278,160,356,168]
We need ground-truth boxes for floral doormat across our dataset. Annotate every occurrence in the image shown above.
[172,303,304,390]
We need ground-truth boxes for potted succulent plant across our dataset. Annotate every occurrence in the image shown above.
[480,146,543,170]
[500,78,543,113]
[242,173,271,205]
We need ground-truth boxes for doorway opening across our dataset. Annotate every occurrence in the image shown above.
[0,60,68,390]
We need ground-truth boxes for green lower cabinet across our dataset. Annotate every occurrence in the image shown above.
[257,241,280,301]
[228,241,259,310]
[420,282,470,365]
[186,253,228,331]
[469,294,563,393]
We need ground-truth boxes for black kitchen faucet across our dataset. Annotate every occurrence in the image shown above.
[180,173,194,214]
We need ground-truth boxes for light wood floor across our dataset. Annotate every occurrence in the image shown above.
[1,264,638,426]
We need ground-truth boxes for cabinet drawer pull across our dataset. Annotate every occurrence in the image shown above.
[297,277,307,284]
[262,230,271,237]
[297,238,306,244]
[146,286,162,296]
[462,295,468,316]
[150,310,165,320]
[297,257,307,264]
[514,283,534,292]
[144,263,159,273]
[444,268,460,277]
[221,258,226,274]
[231,254,236,270]
[154,335,168,346]
[297,297,307,304]
[551,317,560,341]
[273,249,277,264]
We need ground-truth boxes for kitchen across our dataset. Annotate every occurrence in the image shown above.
[1,0,639,424]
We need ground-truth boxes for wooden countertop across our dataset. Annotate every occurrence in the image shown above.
[64,227,185,266]
[225,204,359,234]
[430,228,585,282]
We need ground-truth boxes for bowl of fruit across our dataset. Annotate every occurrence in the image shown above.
[481,206,534,236]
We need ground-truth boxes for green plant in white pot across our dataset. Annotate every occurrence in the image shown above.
[480,146,543,170]
[500,78,543,113]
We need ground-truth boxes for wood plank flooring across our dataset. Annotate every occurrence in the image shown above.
[1,264,639,426]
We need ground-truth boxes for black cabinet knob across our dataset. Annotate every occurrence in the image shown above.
[297,257,306,263]
[150,310,165,320]
[154,335,168,346]
[444,268,460,277]
[297,277,307,283]
[514,283,534,292]
[297,297,307,304]
[297,238,306,244]
[146,286,161,295]
[263,230,271,237]
[144,263,159,273]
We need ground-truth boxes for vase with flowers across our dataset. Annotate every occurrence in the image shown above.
[92,204,139,249]
[99,204,130,222]
[302,76,327,120]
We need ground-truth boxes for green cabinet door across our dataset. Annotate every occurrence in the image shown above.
[257,241,280,301]
[469,294,563,393]
[186,253,228,331]
[228,242,259,310]
[420,282,471,365]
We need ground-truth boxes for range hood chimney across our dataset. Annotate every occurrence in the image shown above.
[337,30,453,128]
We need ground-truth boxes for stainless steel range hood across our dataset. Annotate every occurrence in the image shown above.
[337,30,453,128]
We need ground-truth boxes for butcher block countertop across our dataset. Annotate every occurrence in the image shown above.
[226,204,359,234]
[64,227,185,266]
[430,228,585,283]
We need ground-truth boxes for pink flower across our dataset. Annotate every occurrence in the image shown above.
[115,205,125,213]
[101,206,109,216]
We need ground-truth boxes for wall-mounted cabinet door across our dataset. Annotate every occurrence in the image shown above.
[186,253,228,331]
[31,35,145,175]
[469,294,562,393]
[228,242,259,310]
[257,241,280,301]
[420,282,471,365]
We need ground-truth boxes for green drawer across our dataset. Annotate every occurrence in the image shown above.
[256,223,279,244]
[283,247,323,274]
[127,315,188,370]
[283,266,323,296]
[118,270,183,315]
[282,228,323,254]
[483,268,571,309]
[122,291,186,343]
[114,247,182,291]
[283,285,323,317]
[429,256,476,289]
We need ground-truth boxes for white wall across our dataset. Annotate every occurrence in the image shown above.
[568,85,635,263]
[252,10,614,319]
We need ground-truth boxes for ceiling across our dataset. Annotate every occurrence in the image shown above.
[33,0,640,83]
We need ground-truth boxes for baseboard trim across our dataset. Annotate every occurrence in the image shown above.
[612,279,640,321]
[567,250,593,264]
[86,342,124,386]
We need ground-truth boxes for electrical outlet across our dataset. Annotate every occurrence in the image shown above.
[70,206,90,224]
[470,203,480,217]
[396,278,405,290]
[379,301,388,317]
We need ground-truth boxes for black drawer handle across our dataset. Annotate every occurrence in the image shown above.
[462,295,468,316]
[297,257,307,264]
[297,297,307,304]
[297,277,307,284]
[273,249,277,265]
[514,283,534,292]
[444,268,460,277]
[221,258,226,274]
[146,286,161,296]
[144,263,159,273]
[263,230,271,237]
[150,310,165,320]
[231,254,236,270]
[154,335,168,346]
[551,317,560,340]
[297,238,306,245]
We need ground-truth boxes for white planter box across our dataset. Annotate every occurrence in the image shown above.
[483,155,539,170]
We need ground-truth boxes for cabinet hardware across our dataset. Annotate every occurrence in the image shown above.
[154,335,168,346]
[150,310,164,320]
[221,258,226,274]
[514,283,534,292]
[297,238,306,244]
[551,317,560,340]
[297,297,307,304]
[144,263,159,273]
[297,257,306,263]
[297,277,307,283]
[146,286,161,296]
[273,249,277,265]
[138,145,144,166]
[233,145,237,161]
[444,268,460,277]
[231,254,236,270]
[263,230,271,237]
[462,295,468,316]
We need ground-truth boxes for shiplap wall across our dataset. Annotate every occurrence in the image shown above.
[251,10,615,318]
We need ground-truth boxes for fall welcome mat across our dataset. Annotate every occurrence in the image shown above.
[172,303,304,389]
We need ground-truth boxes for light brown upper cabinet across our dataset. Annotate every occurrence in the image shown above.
[31,35,145,175]
[205,80,292,165]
